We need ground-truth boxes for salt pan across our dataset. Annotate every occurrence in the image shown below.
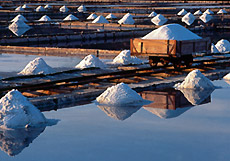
[75,54,106,69]
[87,13,97,20]
[177,9,187,16]
[113,50,143,65]
[148,11,157,17]
[211,43,220,53]
[92,15,109,23]
[78,4,86,12]
[142,23,201,40]
[11,14,27,22]
[217,9,227,14]
[200,13,212,23]
[15,6,24,11]
[105,13,117,19]
[181,12,195,25]
[215,39,230,53]
[38,15,52,22]
[194,10,202,15]
[151,14,167,26]
[35,6,45,12]
[59,5,69,13]
[204,9,214,15]
[63,14,79,21]
[19,57,55,75]
[118,13,135,25]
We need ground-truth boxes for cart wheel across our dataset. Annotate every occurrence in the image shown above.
[184,55,193,68]
[160,58,169,66]
[173,60,182,70]
[149,57,159,67]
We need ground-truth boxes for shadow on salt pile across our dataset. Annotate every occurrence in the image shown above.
[139,89,212,119]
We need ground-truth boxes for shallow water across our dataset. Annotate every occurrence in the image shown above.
[0,80,230,161]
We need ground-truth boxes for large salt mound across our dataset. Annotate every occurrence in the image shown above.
[118,13,135,25]
[92,15,109,23]
[78,4,86,12]
[148,11,157,17]
[217,9,227,14]
[38,15,51,22]
[75,54,106,69]
[151,14,167,26]
[142,23,201,40]
[15,6,24,11]
[113,50,143,65]
[0,89,47,129]
[215,39,230,53]
[211,43,220,53]
[204,9,214,15]
[87,13,97,20]
[96,83,146,106]
[181,12,195,25]
[174,69,215,90]
[105,13,117,19]
[194,10,202,15]
[8,20,31,36]
[60,5,69,13]
[200,13,212,23]
[177,9,187,16]
[35,6,45,12]
[19,57,55,75]
[11,14,27,22]
[63,14,79,21]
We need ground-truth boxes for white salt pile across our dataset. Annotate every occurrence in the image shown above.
[194,10,202,15]
[19,57,55,75]
[215,39,230,53]
[77,4,86,12]
[200,13,213,23]
[105,13,117,19]
[96,82,146,106]
[92,15,109,23]
[211,43,220,53]
[0,89,47,129]
[59,5,69,13]
[75,54,106,69]
[11,14,27,22]
[113,50,143,65]
[174,69,215,90]
[204,9,214,15]
[22,4,30,9]
[38,15,52,22]
[118,13,135,25]
[223,73,230,80]
[15,6,24,11]
[181,12,195,25]
[44,4,52,9]
[177,9,187,16]
[63,14,79,21]
[217,9,227,14]
[151,14,167,26]
[142,23,201,40]
[35,6,45,12]
[148,11,157,17]
[8,20,30,36]
[87,13,97,20]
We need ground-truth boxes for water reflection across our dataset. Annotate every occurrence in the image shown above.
[8,25,31,37]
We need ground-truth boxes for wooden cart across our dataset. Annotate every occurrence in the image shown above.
[130,37,211,69]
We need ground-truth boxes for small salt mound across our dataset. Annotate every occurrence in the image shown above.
[118,13,135,25]
[215,39,230,53]
[0,89,47,129]
[174,69,215,90]
[22,4,30,9]
[77,4,86,12]
[105,13,117,19]
[96,83,146,106]
[35,6,45,12]
[19,57,55,75]
[59,5,69,13]
[8,20,31,36]
[87,13,97,20]
[142,23,201,40]
[63,14,79,21]
[113,50,143,65]
[38,15,52,22]
[194,10,202,15]
[177,9,187,16]
[217,9,227,14]
[44,4,52,9]
[200,13,212,23]
[204,9,214,15]
[181,12,195,25]
[92,15,109,23]
[151,14,167,26]
[75,54,106,69]
[148,11,157,17]
[11,14,27,22]
[211,43,220,53]
[15,6,24,11]
[223,73,230,80]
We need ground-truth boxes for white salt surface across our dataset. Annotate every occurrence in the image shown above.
[11,14,27,22]
[148,11,157,17]
[174,69,215,90]
[151,14,167,26]
[19,57,55,75]
[181,12,195,25]
[204,9,214,15]
[8,20,30,36]
[118,13,135,25]
[211,43,220,53]
[75,54,106,69]
[105,13,117,19]
[60,5,69,13]
[35,6,45,12]
[78,4,86,12]
[96,82,147,106]
[223,73,230,80]
[63,14,79,21]
[142,23,201,40]
[15,6,24,11]
[113,50,143,65]
[87,13,97,20]
[217,9,227,14]
[200,13,213,23]
[215,39,230,53]
[177,9,187,16]
[44,4,52,9]
[38,15,51,21]
[22,4,30,9]
[92,15,109,23]
[194,10,202,15]
[0,89,47,129]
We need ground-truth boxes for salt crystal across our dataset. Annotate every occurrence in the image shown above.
[199,13,212,23]
[194,10,202,15]
[151,14,167,26]
[60,5,69,13]
[177,9,187,16]
[215,39,230,53]
[92,15,109,23]
[75,54,106,69]
[181,12,195,25]
[118,13,135,25]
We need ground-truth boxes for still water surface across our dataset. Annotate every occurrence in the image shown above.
[0,80,230,161]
